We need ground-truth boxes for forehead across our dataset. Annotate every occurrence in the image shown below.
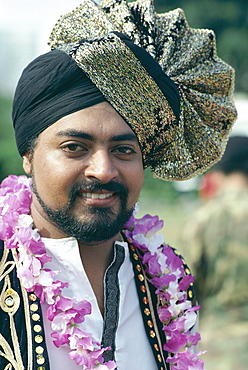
[39,101,137,141]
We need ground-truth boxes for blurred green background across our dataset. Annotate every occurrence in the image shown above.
[1,1,248,369]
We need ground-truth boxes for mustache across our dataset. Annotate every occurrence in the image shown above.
[71,180,128,194]
[68,180,129,207]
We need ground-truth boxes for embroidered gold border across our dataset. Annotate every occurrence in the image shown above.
[11,249,33,370]
[143,269,168,369]
[0,247,33,370]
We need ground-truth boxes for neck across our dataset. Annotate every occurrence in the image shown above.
[78,235,122,317]
[78,233,122,269]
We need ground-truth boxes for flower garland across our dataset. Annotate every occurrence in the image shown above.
[0,175,205,370]
[123,215,206,370]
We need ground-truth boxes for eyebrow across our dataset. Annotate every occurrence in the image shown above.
[56,129,138,142]
[111,133,138,142]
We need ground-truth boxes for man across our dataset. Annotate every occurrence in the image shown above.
[0,1,236,369]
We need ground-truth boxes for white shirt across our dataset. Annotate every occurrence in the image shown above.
[41,237,158,370]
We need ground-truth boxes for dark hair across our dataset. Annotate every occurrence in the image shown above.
[213,136,248,176]
[24,136,39,157]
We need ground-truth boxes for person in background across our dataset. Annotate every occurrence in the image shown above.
[183,136,248,308]
[181,136,248,370]
[0,1,236,369]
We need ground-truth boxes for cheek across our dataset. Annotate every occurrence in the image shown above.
[31,154,74,208]
[126,165,144,205]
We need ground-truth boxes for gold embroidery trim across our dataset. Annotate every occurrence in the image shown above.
[0,274,23,370]
[0,247,33,370]
[142,265,168,369]
[11,248,33,370]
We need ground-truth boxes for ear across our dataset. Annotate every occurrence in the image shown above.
[22,153,32,174]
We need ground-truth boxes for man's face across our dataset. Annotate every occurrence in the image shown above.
[23,102,144,244]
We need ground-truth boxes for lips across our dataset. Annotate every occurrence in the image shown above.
[70,181,127,208]
[81,192,114,199]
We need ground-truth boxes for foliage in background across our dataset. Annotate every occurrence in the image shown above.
[141,168,179,201]
[0,95,23,182]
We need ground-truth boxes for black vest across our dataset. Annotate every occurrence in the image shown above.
[0,239,195,370]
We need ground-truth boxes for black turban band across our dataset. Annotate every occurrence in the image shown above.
[12,49,106,156]
[13,32,180,157]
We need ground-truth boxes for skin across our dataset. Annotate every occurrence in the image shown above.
[23,101,144,314]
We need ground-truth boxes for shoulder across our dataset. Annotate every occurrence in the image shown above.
[127,237,196,303]
[123,213,196,301]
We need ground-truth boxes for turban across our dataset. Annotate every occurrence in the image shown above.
[12,0,237,180]
[13,32,180,162]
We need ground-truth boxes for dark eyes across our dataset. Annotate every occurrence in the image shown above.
[62,143,85,152]
[61,143,137,159]
[112,146,136,155]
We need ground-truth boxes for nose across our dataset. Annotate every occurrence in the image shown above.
[84,150,119,183]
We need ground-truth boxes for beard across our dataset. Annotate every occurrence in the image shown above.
[32,178,134,244]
